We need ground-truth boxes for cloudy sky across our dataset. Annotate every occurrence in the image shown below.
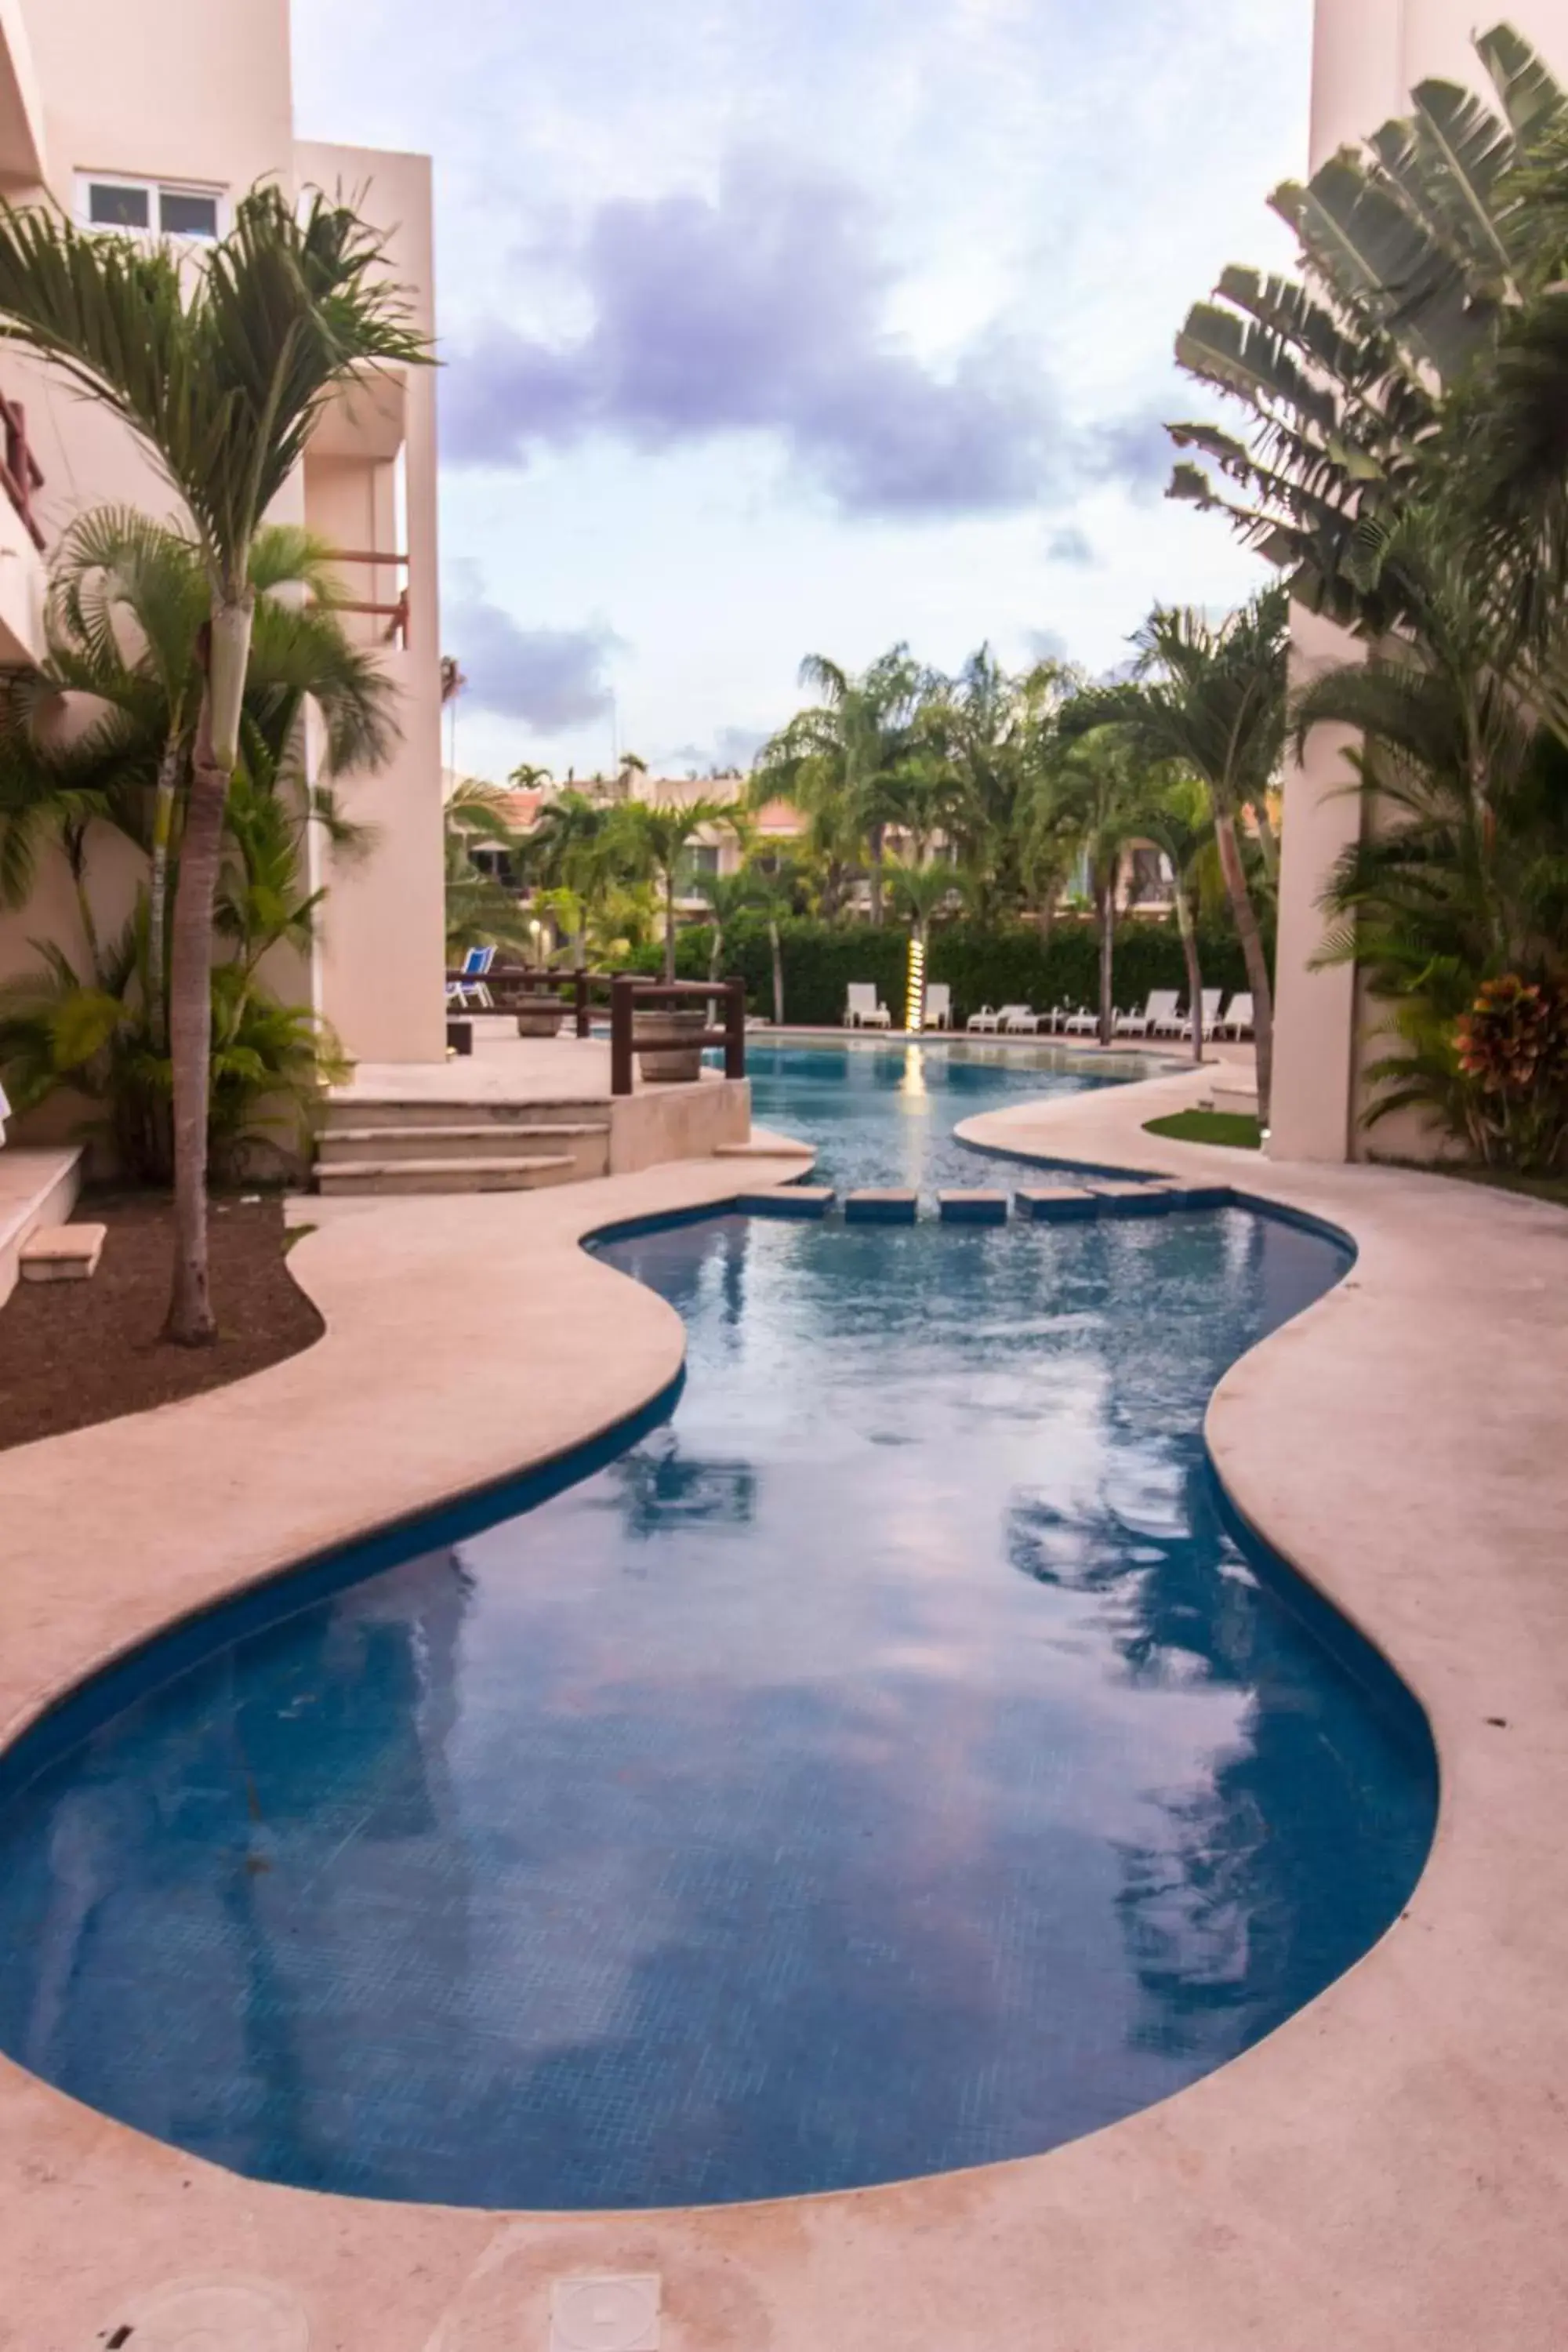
[292,0,1312,783]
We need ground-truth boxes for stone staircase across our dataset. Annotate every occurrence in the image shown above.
[315,1098,613,1196]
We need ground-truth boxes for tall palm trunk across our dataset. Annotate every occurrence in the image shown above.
[1214,808,1273,1126]
[868,824,885,927]
[1174,878,1205,1066]
[1251,798,1279,887]
[663,867,677,982]
[708,923,724,984]
[147,731,183,1047]
[769,918,784,1025]
[1098,874,1116,1047]
[64,826,102,986]
[165,597,252,1346]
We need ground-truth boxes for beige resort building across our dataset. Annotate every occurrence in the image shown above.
[0,0,446,1075]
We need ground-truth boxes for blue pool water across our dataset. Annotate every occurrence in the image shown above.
[741,1036,1139,1193]
[0,1051,1436,2210]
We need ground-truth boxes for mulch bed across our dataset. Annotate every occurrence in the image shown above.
[0,1192,323,1453]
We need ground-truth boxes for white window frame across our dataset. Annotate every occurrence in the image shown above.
[74,172,227,243]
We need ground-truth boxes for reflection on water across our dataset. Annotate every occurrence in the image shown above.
[742,1039,1129,1195]
[0,1208,1434,2210]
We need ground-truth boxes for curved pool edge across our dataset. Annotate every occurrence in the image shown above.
[0,1078,1566,2347]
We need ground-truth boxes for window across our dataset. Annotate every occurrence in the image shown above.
[88,182,149,230]
[688,844,721,874]
[79,176,223,241]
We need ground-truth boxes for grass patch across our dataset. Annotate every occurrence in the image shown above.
[1143,1109,1262,1151]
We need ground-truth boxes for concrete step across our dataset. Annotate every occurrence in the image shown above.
[316,1153,582,1196]
[20,1221,107,1281]
[321,1097,609,1132]
[318,1121,609,1172]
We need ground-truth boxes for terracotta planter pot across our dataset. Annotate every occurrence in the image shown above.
[514,997,565,1039]
[633,1005,706,1083]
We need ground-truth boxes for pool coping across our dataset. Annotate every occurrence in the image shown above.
[1,1076,1566,2347]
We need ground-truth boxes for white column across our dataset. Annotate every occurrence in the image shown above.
[1272,0,1568,1160]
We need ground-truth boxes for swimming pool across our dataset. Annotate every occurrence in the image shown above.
[0,1053,1436,2211]
[740,1036,1142,1193]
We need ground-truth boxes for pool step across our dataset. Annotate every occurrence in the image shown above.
[937,1189,1009,1224]
[1082,1181,1178,1216]
[1016,1186,1101,1221]
[316,1153,583,1196]
[735,1185,835,1218]
[844,1189,919,1224]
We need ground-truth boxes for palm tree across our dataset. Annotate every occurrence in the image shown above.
[0,183,430,1341]
[0,530,383,1181]
[0,516,390,1091]
[1074,592,1285,1118]
[692,869,757,982]
[1169,26,1568,633]
[1133,779,1215,1067]
[615,797,737,981]
[442,779,533,961]
[1291,511,1568,1155]
[525,788,622,968]
[32,513,391,1042]
[758,646,931,924]
[1043,722,1156,1047]
[886,857,956,1029]
[740,862,798,1028]
[924,644,1074,919]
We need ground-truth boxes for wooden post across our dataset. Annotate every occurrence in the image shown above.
[610,976,636,1097]
[575,969,591,1039]
[725,978,746,1080]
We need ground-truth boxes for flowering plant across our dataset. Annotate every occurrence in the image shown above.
[1454,975,1568,1168]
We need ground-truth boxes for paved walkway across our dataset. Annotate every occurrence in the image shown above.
[0,1076,1564,2349]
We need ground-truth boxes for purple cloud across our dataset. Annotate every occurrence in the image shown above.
[443,155,1159,520]
[659,723,769,775]
[1047,526,1094,566]
[446,592,622,730]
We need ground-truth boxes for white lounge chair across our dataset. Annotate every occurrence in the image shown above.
[1217,992,1254,1038]
[447,945,496,1010]
[1062,1004,1100,1036]
[844,982,891,1029]
[922,982,952,1030]
[1115,989,1179,1039]
[999,1004,1040,1033]
[1181,988,1224,1041]
[966,1004,1000,1033]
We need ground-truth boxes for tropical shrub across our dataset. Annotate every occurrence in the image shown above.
[1169,24,1568,631]
[0,511,379,1181]
[1455,976,1568,1170]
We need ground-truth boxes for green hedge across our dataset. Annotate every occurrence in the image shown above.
[625,917,1261,1029]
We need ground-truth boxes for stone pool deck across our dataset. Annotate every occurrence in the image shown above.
[0,1069,1566,2347]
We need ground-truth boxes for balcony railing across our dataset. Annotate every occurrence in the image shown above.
[0,393,43,551]
[324,547,409,649]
